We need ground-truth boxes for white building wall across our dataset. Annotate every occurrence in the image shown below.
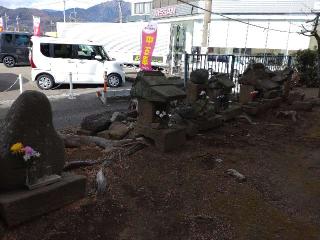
[207,17,310,51]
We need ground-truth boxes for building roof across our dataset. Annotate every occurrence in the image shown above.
[211,0,316,14]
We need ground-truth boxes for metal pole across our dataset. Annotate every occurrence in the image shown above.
[68,72,76,99]
[225,20,230,54]
[243,19,249,56]
[63,0,66,23]
[264,21,270,63]
[19,74,23,94]
[4,13,8,31]
[285,21,292,56]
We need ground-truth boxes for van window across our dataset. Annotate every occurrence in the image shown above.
[53,44,73,58]
[15,34,30,47]
[40,43,50,57]
[75,45,99,60]
[4,34,13,44]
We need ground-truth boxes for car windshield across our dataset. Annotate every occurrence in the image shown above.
[96,46,111,61]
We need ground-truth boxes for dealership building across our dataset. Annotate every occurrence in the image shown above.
[130,0,318,54]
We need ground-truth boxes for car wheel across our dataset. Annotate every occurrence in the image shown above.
[107,73,122,87]
[36,74,55,90]
[3,56,15,68]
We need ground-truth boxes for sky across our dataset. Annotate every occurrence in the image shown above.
[0,0,114,10]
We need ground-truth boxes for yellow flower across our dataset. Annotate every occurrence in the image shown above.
[10,142,24,154]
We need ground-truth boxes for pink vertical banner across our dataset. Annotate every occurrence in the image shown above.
[33,16,40,36]
[140,21,157,71]
[0,17,3,32]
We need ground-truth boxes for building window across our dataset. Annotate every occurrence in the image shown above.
[134,2,152,14]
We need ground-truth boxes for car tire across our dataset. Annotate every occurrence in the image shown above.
[107,73,122,87]
[3,56,15,68]
[36,74,55,90]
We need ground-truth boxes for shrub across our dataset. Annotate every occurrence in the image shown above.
[294,49,319,87]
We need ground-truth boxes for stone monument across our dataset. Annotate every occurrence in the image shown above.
[0,91,86,226]
[131,71,187,152]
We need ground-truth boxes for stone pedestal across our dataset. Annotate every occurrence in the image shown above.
[187,82,207,103]
[137,99,156,124]
[136,125,186,152]
[239,85,254,104]
[0,173,86,227]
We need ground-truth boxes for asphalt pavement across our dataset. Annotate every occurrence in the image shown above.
[0,64,135,129]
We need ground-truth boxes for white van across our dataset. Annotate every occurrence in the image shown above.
[30,37,125,90]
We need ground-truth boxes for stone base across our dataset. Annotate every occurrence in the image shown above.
[0,173,86,227]
[221,105,243,121]
[137,125,186,152]
[242,97,282,116]
[196,115,224,131]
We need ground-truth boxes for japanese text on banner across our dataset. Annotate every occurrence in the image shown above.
[140,22,157,71]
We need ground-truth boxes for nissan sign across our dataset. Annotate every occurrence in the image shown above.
[153,6,176,18]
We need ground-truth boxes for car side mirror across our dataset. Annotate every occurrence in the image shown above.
[95,55,102,61]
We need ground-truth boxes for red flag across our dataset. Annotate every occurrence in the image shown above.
[140,22,157,71]
[33,16,40,36]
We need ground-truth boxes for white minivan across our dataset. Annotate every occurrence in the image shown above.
[30,37,125,90]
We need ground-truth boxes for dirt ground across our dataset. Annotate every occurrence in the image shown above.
[2,102,320,240]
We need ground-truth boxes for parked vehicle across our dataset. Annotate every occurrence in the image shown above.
[0,32,32,67]
[30,37,125,90]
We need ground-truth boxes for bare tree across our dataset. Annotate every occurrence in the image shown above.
[301,12,320,97]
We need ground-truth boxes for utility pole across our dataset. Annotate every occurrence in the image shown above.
[73,7,77,22]
[4,13,9,31]
[118,0,123,23]
[201,0,212,48]
[63,0,66,23]
[16,16,20,32]
[50,20,54,32]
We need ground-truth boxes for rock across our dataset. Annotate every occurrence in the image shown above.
[127,110,138,118]
[110,111,127,122]
[196,115,224,131]
[98,122,130,140]
[263,89,282,99]
[308,97,320,107]
[176,106,197,120]
[239,63,276,87]
[226,169,246,182]
[96,169,107,194]
[276,110,297,122]
[136,125,186,152]
[291,101,313,111]
[221,105,242,121]
[0,91,65,191]
[287,90,305,104]
[190,69,209,84]
[81,111,112,133]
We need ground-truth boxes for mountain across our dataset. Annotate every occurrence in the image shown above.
[0,1,131,33]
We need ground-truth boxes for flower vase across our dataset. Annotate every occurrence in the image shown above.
[26,165,38,187]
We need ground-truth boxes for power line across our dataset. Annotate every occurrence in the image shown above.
[176,0,310,34]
